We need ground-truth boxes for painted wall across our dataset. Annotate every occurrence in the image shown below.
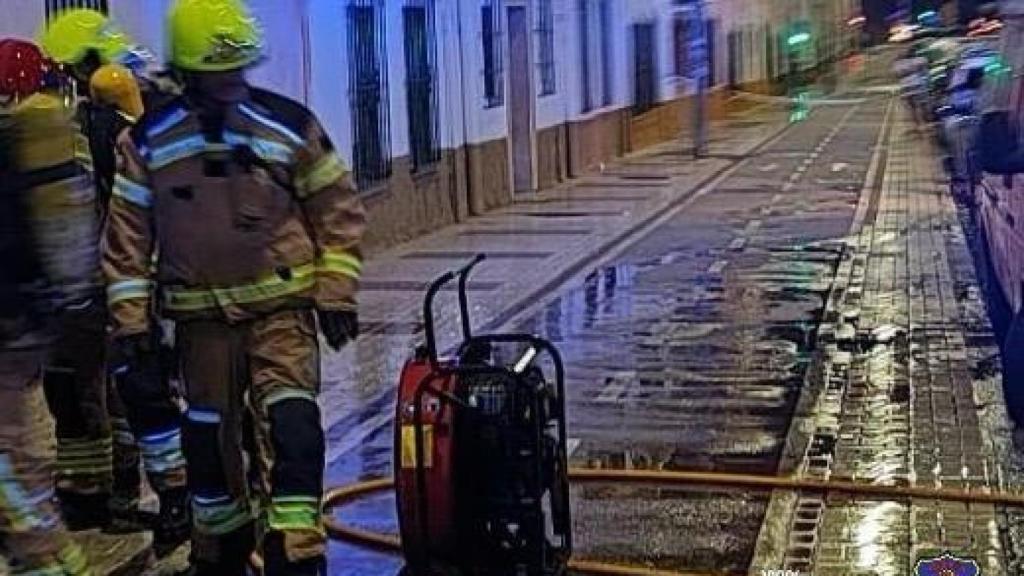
[109,0,169,61]
[247,0,308,105]
[1,0,46,41]
[305,0,353,165]
[1,0,829,154]
[0,0,850,249]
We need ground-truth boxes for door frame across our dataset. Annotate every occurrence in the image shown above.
[504,0,539,195]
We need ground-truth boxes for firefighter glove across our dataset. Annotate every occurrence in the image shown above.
[318,310,358,351]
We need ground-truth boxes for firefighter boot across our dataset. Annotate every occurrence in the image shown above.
[107,425,148,533]
[187,523,255,576]
[57,490,112,531]
[153,487,191,557]
[263,532,326,576]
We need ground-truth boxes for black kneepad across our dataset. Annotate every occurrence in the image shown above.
[268,398,324,497]
[42,367,88,439]
[114,353,181,434]
[182,408,229,498]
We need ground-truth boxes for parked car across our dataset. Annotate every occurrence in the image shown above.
[938,43,998,188]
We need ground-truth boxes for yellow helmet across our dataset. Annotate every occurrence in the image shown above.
[90,63,144,119]
[167,0,263,72]
[38,8,133,65]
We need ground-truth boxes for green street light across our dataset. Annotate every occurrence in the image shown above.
[787,31,811,46]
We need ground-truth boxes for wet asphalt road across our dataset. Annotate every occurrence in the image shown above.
[324,95,892,574]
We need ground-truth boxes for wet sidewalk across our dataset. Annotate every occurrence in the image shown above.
[322,84,899,574]
[319,99,791,468]
[317,99,793,575]
[750,105,1021,574]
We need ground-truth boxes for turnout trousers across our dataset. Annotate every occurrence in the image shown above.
[0,347,90,575]
[176,308,325,568]
[44,298,187,520]
[44,299,126,504]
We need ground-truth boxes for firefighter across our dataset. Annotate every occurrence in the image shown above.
[87,64,145,208]
[0,37,93,576]
[102,0,365,573]
[38,8,190,550]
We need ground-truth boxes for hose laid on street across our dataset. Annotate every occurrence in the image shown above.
[323,467,1024,576]
[565,467,1024,506]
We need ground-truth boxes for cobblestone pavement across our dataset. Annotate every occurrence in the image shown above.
[749,104,1021,576]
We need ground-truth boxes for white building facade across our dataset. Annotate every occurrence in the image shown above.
[2,0,856,250]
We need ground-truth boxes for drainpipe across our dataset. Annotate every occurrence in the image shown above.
[301,0,312,106]
[692,0,708,158]
[455,0,474,219]
[563,1,574,180]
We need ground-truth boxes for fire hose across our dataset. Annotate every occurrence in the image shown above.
[322,467,1024,576]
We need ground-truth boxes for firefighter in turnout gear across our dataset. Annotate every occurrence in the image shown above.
[38,8,190,551]
[0,37,93,576]
[102,0,366,573]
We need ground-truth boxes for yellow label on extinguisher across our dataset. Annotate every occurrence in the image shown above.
[400,425,433,469]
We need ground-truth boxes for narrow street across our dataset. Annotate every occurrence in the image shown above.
[516,96,886,572]
[303,48,1021,575]
[6,2,1018,576]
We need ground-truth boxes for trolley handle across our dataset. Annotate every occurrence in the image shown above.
[457,253,486,340]
[423,253,486,368]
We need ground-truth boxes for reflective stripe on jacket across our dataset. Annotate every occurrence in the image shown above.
[102,89,365,336]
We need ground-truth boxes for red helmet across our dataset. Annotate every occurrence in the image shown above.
[0,39,47,101]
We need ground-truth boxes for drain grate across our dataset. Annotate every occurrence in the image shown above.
[459,228,592,237]
[361,321,424,335]
[362,280,501,292]
[575,180,665,189]
[401,251,552,260]
[513,210,625,218]
[554,195,653,203]
[614,174,672,181]
[727,121,767,128]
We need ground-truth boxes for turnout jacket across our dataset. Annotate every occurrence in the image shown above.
[102,88,366,337]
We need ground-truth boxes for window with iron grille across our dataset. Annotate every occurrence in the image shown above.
[578,0,592,112]
[536,0,556,96]
[727,30,738,87]
[745,27,753,81]
[403,0,440,170]
[632,22,656,115]
[673,16,687,77]
[47,0,108,19]
[481,0,504,108]
[579,0,612,113]
[598,0,612,106]
[348,0,392,188]
[706,19,716,86]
